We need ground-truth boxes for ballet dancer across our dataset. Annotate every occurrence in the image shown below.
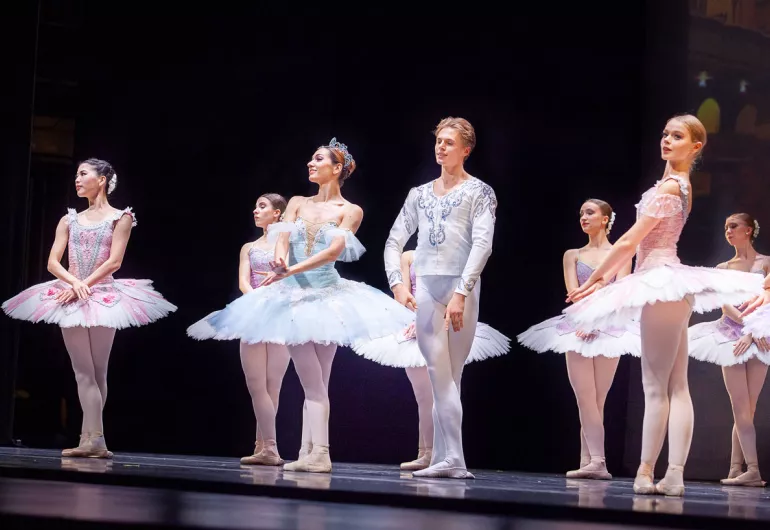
[188,193,292,465]
[565,115,762,496]
[352,249,510,471]
[384,117,497,479]
[2,158,177,458]
[518,199,640,479]
[188,139,414,473]
[689,213,770,486]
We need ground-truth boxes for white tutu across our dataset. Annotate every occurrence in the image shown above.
[352,323,510,368]
[743,304,770,340]
[517,315,641,358]
[564,263,763,330]
[2,278,177,329]
[689,318,770,366]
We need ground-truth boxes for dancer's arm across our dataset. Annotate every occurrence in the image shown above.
[238,243,256,294]
[385,188,419,308]
[567,180,682,303]
[47,215,90,302]
[562,249,579,293]
[272,196,303,266]
[82,213,134,288]
[742,262,770,316]
[713,262,745,323]
[614,256,633,281]
[401,251,415,296]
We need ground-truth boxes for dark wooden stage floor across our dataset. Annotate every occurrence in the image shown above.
[0,448,768,529]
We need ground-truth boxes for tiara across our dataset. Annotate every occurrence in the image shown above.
[328,137,353,169]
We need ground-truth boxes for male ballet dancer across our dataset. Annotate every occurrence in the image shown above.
[384,117,497,478]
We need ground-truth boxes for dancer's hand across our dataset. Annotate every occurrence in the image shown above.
[741,291,770,317]
[734,335,753,356]
[444,293,465,332]
[754,336,770,353]
[259,268,292,287]
[566,279,606,303]
[575,330,597,342]
[71,280,91,301]
[268,257,289,274]
[403,322,417,340]
[393,284,417,311]
[55,288,77,304]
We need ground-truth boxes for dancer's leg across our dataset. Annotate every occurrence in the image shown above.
[402,366,434,470]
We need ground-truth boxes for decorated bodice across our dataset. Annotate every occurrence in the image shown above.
[576,261,616,287]
[248,245,273,289]
[66,208,136,281]
[635,175,689,271]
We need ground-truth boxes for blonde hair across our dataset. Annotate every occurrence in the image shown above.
[434,117,476,156]
[668,114,707,161]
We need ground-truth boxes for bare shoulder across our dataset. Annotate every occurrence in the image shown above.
[563,248,579,262]
[657,178,683,196]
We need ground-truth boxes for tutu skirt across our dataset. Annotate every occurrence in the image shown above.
[564,263,763,330]
[743,304,770,340]
[689,317,770,366]
[352,323,510,368]
[2,278,177,329]
[518,314,641,358]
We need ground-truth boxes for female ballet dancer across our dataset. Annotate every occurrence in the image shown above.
[352,249,511,471]
[517,199,640,479]
[187,139,415,473]
[2,158,177,458]
[565,115,762,496]
[689,213,770,486]
[188,193,292,465]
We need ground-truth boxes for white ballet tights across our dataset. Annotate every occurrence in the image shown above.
[240,342,291,445]
[723,358,768,469]
[289,343,336,448]
[565,352,619,461]
[415,275,479,471]
[405,366,434,452]
[639,300,693,475]
[61,326,116,435]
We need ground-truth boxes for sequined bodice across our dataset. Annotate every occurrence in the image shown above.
[249,245,273,289]
[576,261,616,287]
[286,218,342,288]
[635,176,689,271]
[66,208,136,280]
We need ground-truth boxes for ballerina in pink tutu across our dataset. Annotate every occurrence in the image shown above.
[2,158,177,458]
[565,115,763,496]
[188,193,292,466]
[688,212,769,487]
[518,198,640,479]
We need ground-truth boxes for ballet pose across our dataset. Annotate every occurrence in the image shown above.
[352,249,510,471]
[565,115,762,496]
[384,117,497,479]
[688,213,770,486]
[2,158,177,458]
[188,194,292,465]
[517,199,640,479]
[187,139,414,473]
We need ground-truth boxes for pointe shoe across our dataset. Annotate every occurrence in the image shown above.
[284,442,313,471]
[722,463,744,482]
[721,464,766,487]
[412,459,475,479]
[401,447,433,471]
[655,464,685,497]
[633,463,655,495]
[64,432,113,459]
[566,457,612,480]
[303,444,332,473]
[241,440,284,466]
[62,433,89,457]
[579,455,590,469]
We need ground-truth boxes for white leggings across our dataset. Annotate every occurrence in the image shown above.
[415,275,479,469]
[61,326,116,435]
[288,343,337,448]
[239,342,291,446]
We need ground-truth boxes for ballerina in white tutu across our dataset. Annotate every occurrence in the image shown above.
[189,194,292,466]
[352,250,510,471]
[566,115,762,496]
[187,139,414,473]
[518,198,640,480]
[688,213,769,486]
[2,158,177,458]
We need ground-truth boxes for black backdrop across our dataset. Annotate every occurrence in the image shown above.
[3,2,699,476]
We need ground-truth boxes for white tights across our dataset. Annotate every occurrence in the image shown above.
[240,342,291,446]
[405,366,434,452]
[565,352,619,461]
[639,299,693,473]
[290,343,337,448]
[61,326,116,435]
[415,275,479,470]
[723,358,768,469]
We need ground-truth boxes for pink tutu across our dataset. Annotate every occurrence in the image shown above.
[517,315,640,358]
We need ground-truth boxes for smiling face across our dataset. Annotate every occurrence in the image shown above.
[307,148,342,186]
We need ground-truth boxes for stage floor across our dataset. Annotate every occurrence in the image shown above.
[0,448,769,529]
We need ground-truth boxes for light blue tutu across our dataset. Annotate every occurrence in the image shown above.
[187,219,415,346]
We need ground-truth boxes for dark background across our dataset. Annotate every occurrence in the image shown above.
[3,1,769,481]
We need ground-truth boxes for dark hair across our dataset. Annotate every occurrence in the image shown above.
[258,193,288,214]
[583,198,614,233]
[320,146,357,187]
[79,158,117,195]
[728,212,759,241]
